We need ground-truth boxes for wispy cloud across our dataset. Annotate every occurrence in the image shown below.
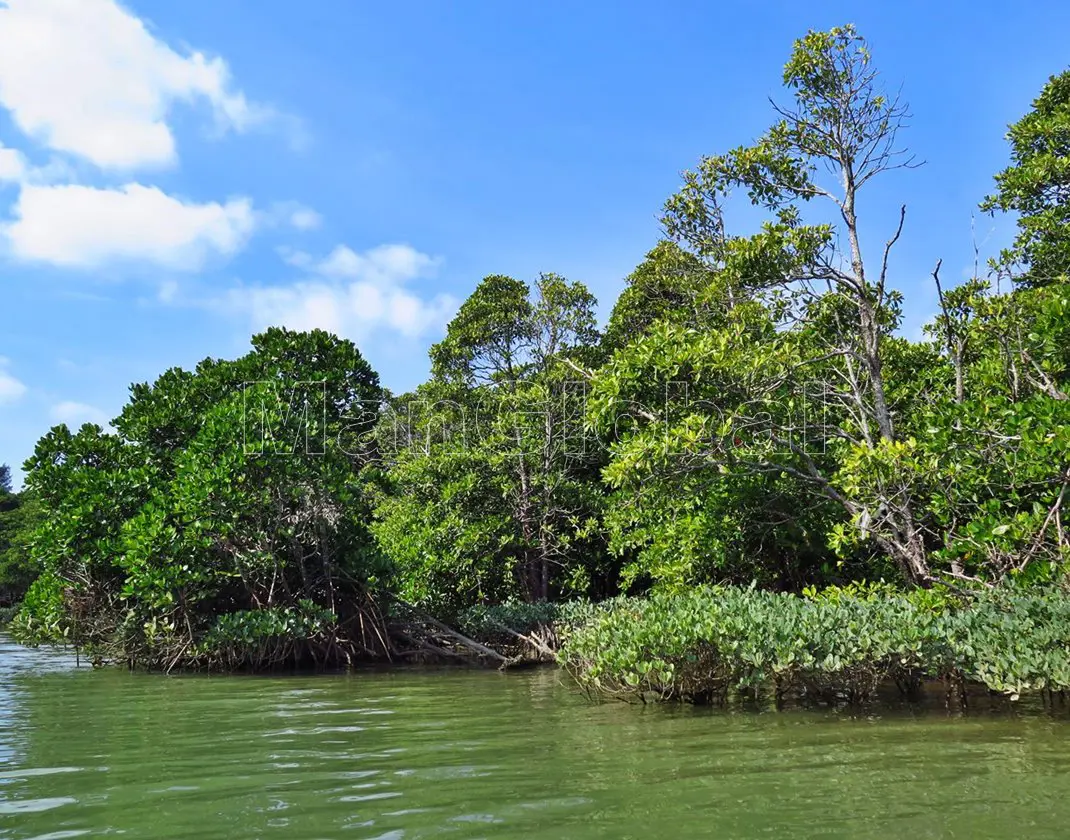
[50,400,110,428]
[0,357,27,405]
[217,243,458,341]
[0,141,25,182]
[288,206,323,231]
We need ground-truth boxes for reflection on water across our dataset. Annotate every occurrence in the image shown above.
[1,633,1070,838]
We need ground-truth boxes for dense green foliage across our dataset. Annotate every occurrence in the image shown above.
[368,273,615,619]
[458,598,609,643]
[7,25,1070,683]
[982,69,1070,287]
[0,466,42,608]
[560,583,1070,704]
[9,329,391,668]
[584,25,1070,592]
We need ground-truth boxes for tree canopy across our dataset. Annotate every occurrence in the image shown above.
[983,70,1070,287]
[7,25,1070,669]
[11,329,389,668]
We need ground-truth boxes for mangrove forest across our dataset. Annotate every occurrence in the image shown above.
[4,24,1070,711]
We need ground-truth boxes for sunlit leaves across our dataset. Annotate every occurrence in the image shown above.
[983,70,1070,287]
[14,329,384,667]
[561,584,1070,704]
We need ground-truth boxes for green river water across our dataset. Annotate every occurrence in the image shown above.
[3,635,1070,839]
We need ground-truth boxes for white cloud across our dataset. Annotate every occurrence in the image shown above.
[289,207,322,231]
[0,142,25,182]
[233,280,458,339]
[157,278,180,303]
[263,202,322,232]
[0,147,81,189]
[3,182,256,270]
[318,244,441,282]
[51,400,110,427]
[222,243,458,340]
[277,246,314,270]
[0,358,26,404]
[0,0,269,171]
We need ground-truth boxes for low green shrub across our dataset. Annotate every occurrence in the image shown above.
[8,572,68,645]
[559,584,1070,705]
[937,589,1070,696]
[191,600,339,671]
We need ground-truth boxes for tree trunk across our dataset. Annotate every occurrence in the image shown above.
[515,454,540,602]
[844,192,930,585]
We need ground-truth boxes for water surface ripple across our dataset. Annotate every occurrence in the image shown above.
[2,635,1069,838]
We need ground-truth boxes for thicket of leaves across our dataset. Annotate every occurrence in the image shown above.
[10,329,390,669]
[560,583,1070,705]
[583,26,1070,594]
[0,465,43,610]
[371,25,1070,614]
[6,25,1070,677]
[367,273,617,620]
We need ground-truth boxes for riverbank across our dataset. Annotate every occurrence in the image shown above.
[11,581,1070,714]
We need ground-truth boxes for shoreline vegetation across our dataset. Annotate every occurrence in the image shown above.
[558,585,1070,708]
[3,25,1070,709]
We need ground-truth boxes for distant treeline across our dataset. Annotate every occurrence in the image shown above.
[0,464,39,612]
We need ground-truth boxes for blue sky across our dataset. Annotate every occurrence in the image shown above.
[1,0,1068,486]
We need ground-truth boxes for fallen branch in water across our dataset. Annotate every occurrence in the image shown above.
[415,612,515,667]
[487,619,557,660]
